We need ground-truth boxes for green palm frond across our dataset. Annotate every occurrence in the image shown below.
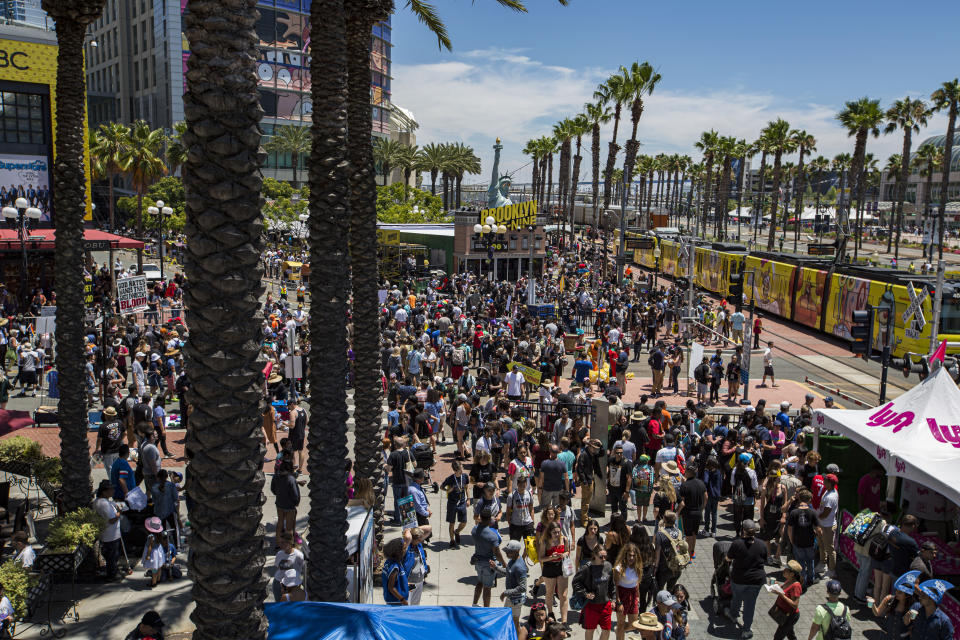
[406,0,452,50]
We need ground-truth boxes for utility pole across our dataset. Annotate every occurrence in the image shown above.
[930,260,946,355]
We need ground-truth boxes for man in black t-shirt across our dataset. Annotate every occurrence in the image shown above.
[786,488,817,587]
[441,460,470,548]
[537,445,569,509]
[677,465,707,559]
[387,437,414,525]
[605,445,633,520]
[94,406,124,472]
[725,519,767,639]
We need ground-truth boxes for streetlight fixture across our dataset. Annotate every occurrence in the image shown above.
[147,199,173,280]
[2,197,42,302]
[473,214,506,280]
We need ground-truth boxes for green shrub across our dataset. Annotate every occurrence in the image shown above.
[32,458,61,485]
[43,508,106,553]
[0,437,44,464]
[0,560,37,618]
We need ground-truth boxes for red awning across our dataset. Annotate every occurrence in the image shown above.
[0,229,144,251]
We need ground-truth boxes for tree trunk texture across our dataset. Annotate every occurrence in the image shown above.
[346,0,391,569]
[179,0,269,637]
[591,125,600,226]
[936,105,956,261]
[306,0,352,603]
[894,130,913,258]
[570,142,583,245]
[602,110,621,211]
[701,158,714,239]
[47,3,102,514]
[766,153,783,250]
[793,150,806,252]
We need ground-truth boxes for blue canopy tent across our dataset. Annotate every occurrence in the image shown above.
[265,602,518,640]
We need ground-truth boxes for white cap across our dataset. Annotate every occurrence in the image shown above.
[780,401,791,409]
[151,353,161,361]
[135,351,145,358]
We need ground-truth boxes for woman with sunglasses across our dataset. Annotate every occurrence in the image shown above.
[519,602,550,640]
[538,522,571,626]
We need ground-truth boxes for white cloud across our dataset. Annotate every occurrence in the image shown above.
[392,50,951,188]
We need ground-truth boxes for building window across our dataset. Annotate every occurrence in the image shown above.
[133,61,139,91]
[0,91,46,145]
[521,236,529,250]
[132,23,138,54]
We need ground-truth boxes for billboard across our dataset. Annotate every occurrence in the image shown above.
[0,155,52,221]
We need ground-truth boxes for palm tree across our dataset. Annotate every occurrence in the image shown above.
[264,124,311,187]
[595,72,629,211]
[832,152,852,244]
[931,79,960,260]
[750,133,772,245]
[620,61,661,189]
[522,138,541,207]
[585,101,611,227]
[695,130,720,238]
[418,142,446,195]
[177,0,270,631]
[836,97,884,262]
[544,136,558,214]
[713,137,737,239]
[914,143,943,259]
[568,114,590,241]
[121,120,167,271]
[89,121,129,233]
[791,130,817,251]
[371,137,406,186]
[808,155,830,237]
[884,97,929,256]
[344,1,393,591]
[552,119,574,225]
[41,0,104,514]
[166,121,188,176]
[731,140,752,242]
[762,118,795,250]
[449,142,481,208]
[394,143,418,200]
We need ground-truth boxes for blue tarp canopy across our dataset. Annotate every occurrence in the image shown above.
[265,602,518,640]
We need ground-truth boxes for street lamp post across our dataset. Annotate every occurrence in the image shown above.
[146,200,173,280]
[473,215,506,281]
[653,246,661,288]
[1,197,42,303]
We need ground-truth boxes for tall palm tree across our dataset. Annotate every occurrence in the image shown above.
[762,118,795,250]
[931,79,960,260]
[914,143,943,260]
[418,142,446,195]
[751,133,772,246]
[522,138,541,207]
[394,143,418,200]
[121,120,167,271]
[713,136,737,239]
[41,0,104,514]
[177,0,270,633]
[552,119,574,224]
[264,123,311,186]
[695,130,720,238]
[595,72,629,211]
[449,142,481,208]
[836,97,884,262]
[620,61,661,189]
[808,155,830,236]
[568,114,590,240]
[832,152,852,244]
[791,130,817,251]
[731,140,752,242]
[585,101,611,227]
[344,1,393,591]
[89,121,129,233]
[544,136,558,215]
[371,137,406,186]
[884,97,929,256]
[165,121,188,176]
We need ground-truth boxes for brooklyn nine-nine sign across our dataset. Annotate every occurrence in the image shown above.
[479,201,538,230]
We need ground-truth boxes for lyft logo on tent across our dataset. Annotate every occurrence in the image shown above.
[866,403,916,434]
[927,418,960,448]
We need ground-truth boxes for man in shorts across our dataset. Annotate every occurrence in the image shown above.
[495,539,527,631]
[506,475,536,541]
[440,460,470,549]
[472,509,506,607]
[761,341,777,387]
[677,465,707,560]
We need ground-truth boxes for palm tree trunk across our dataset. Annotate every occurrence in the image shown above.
[602,109,621,211]
[766,153,783,250]
[346,0,389,578]
[793,151,806,252]
[292,152,299,186]
[547,153,554,213]
[753,154,767,247]
[924,160,936,260]
[591,125,600,227]
[645,171,654,225]
[894,131,912,259]
[179,0,269,634]
[570,143,583,245]
[48,4,98,515]
[937,104,956,261]
[701,160,714,239]
[136,189,144,271]
[305,0,352,602]
[430,170,437,195]
[531,156,539,208]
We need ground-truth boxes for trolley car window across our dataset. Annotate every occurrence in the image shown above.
[940,300,960,334]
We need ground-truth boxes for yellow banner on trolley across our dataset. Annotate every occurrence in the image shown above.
[480,201,538,230]
[506,361,542,385]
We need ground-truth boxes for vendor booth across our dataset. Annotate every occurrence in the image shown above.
[264,602,518,640]
[813,366,960,508]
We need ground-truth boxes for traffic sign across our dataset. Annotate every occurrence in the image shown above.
[902,282,928,327]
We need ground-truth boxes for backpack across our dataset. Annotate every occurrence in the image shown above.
[662,526,691,573]
[694,363,710,384]
[451,348,465,366]
[823,603,851,640]
[161,359,173,377]
[617,352,628,372]
[632,464,653,494]
[868,525,898,562]
[733,471,748,506]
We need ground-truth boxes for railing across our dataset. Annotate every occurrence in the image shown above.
[510,398,595,432]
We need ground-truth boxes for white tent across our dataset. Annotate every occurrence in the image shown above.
[814,366,960,507]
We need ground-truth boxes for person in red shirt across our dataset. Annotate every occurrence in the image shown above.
[857,464,884,512]
[607,348,618,380]
[771,560,804,640]
[753,315,763,350]
[472,328,484,367]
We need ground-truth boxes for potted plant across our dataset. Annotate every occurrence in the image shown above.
[36,508,105,578]
[0,436,44,478]
[0,560,39,619]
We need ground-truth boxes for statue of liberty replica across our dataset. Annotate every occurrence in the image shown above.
[486,138,513,209]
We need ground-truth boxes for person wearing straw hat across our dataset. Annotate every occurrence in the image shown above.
[93,480,123,581]
[631,611,664,639]
[93,406,124,472]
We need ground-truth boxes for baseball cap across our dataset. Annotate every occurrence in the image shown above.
[135,351,146,358]
[826,580,842,595]
[785,462,798,474]
[484,482,496,491]
[780,401,791,409]
[656,590,680,609]
[824,396,834,403]
[738,453,752,465]
[825,473,839,486]
[503,540,523,554]
[741,519,759,533]
[825,463,842,474]
[141,611,164,628]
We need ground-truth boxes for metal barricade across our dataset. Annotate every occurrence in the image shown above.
[510,398,595,432]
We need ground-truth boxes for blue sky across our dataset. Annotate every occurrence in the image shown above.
[390,0,959,184]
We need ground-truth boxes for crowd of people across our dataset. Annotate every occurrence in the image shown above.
[373,236,957,640]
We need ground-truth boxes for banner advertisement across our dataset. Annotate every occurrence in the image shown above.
[116,276,149,313]
[0,155,52,222]
[479,201,538,230]
[506,361,542,385]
